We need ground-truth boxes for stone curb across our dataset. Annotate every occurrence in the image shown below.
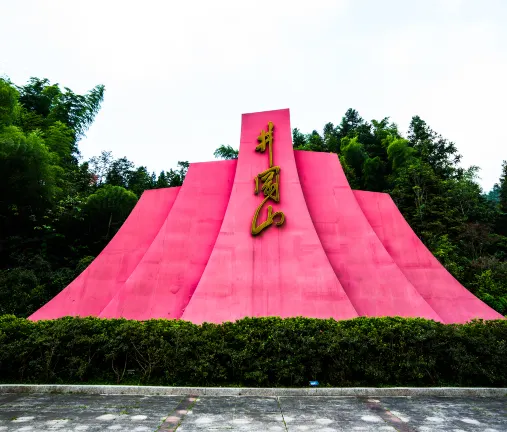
[0,385,505,397]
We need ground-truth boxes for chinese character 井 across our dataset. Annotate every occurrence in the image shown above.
[255,121,274,168]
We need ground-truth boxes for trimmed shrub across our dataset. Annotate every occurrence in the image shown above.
[0,315,505,387]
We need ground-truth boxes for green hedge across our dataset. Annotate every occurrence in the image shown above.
[0,315,506,387]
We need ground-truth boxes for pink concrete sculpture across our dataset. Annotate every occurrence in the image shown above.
[181,110,358,323]
[354,190,503,323]
[99,160,237,320]
[29,109,503,323]
[294,150,442,321]
[29,187,180,320]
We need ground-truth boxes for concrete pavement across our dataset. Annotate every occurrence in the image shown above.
[0,393,505,431]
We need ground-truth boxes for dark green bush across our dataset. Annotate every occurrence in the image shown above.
[0,315,505,387]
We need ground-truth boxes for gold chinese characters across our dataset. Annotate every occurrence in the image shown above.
[251,122,286,236]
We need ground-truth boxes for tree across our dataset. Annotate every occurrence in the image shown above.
[337,108,364,139]
[292,128,307,149]
[128,166,155,197]
[43,121,75,163]
[0,268,41,316]
[214,145,238,160]
[499,161,507,213]
[0,77,107,316]
[362,156,385,191]
[496,160,507,236]
[340,136,367,184]
[387,136,414,171]
[0,78,18,126]
[0,126,62,229]
[323,122,339,153]
[17,77,105,141]
[390,159,462,242]
[471,269,507,315]
[89,151,113,186]
[167,161,189,187]
[156,171,169,188]
[408,116,460,179]
[85,185,137,242]
[105,157,135,188]
[486,184,501,203]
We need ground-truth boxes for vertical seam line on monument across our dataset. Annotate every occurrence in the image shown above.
[97,187,182,318]
[181,159,240,318]
[350,186,444,322]
[375,193,386,247]
[277,221,282,315]
[295,150,359,316]
[178,162,235,318]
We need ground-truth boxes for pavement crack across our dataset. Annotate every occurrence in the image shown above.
[277,396,289,432]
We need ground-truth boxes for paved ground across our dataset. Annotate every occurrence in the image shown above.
[0,393,505,431]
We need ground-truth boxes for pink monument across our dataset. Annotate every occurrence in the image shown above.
[30,109,503,324]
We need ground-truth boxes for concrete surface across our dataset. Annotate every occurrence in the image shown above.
[0,393,505,432]
[1,385,506,397]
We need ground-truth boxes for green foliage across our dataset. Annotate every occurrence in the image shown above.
[0,259,75,317]
[105,157,135,188]
[16,77,105,140]
[498,161,507,236]
[408,116,460,179]
[499,161,507,210]
[0,77,192,316]
[340,136,367,177]
[431,235,465,280]
[88,150,113,186]
[75,256,95,276]
[471,270,507,315]
[467,257,507,315]
[486,184,501,203]
[386,136,414,171]
[0,79,18,125]
[0,316,505,387]
[362,156,385,191]
[0,269,41,316]
[85,185,138,241]
[43,121,75,162]
[338,108,364,138]
[85,185,138,216]
[214,144,238,160]
[0,125,63,223]
[292,128,307,149]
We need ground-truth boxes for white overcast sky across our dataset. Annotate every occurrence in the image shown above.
[1,0,506,191]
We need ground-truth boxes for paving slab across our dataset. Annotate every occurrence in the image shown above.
[378,396,507,432]
[0,393,182,431]
[0,393,505,431]
[178,396,285,432]
[280,396,396,432]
